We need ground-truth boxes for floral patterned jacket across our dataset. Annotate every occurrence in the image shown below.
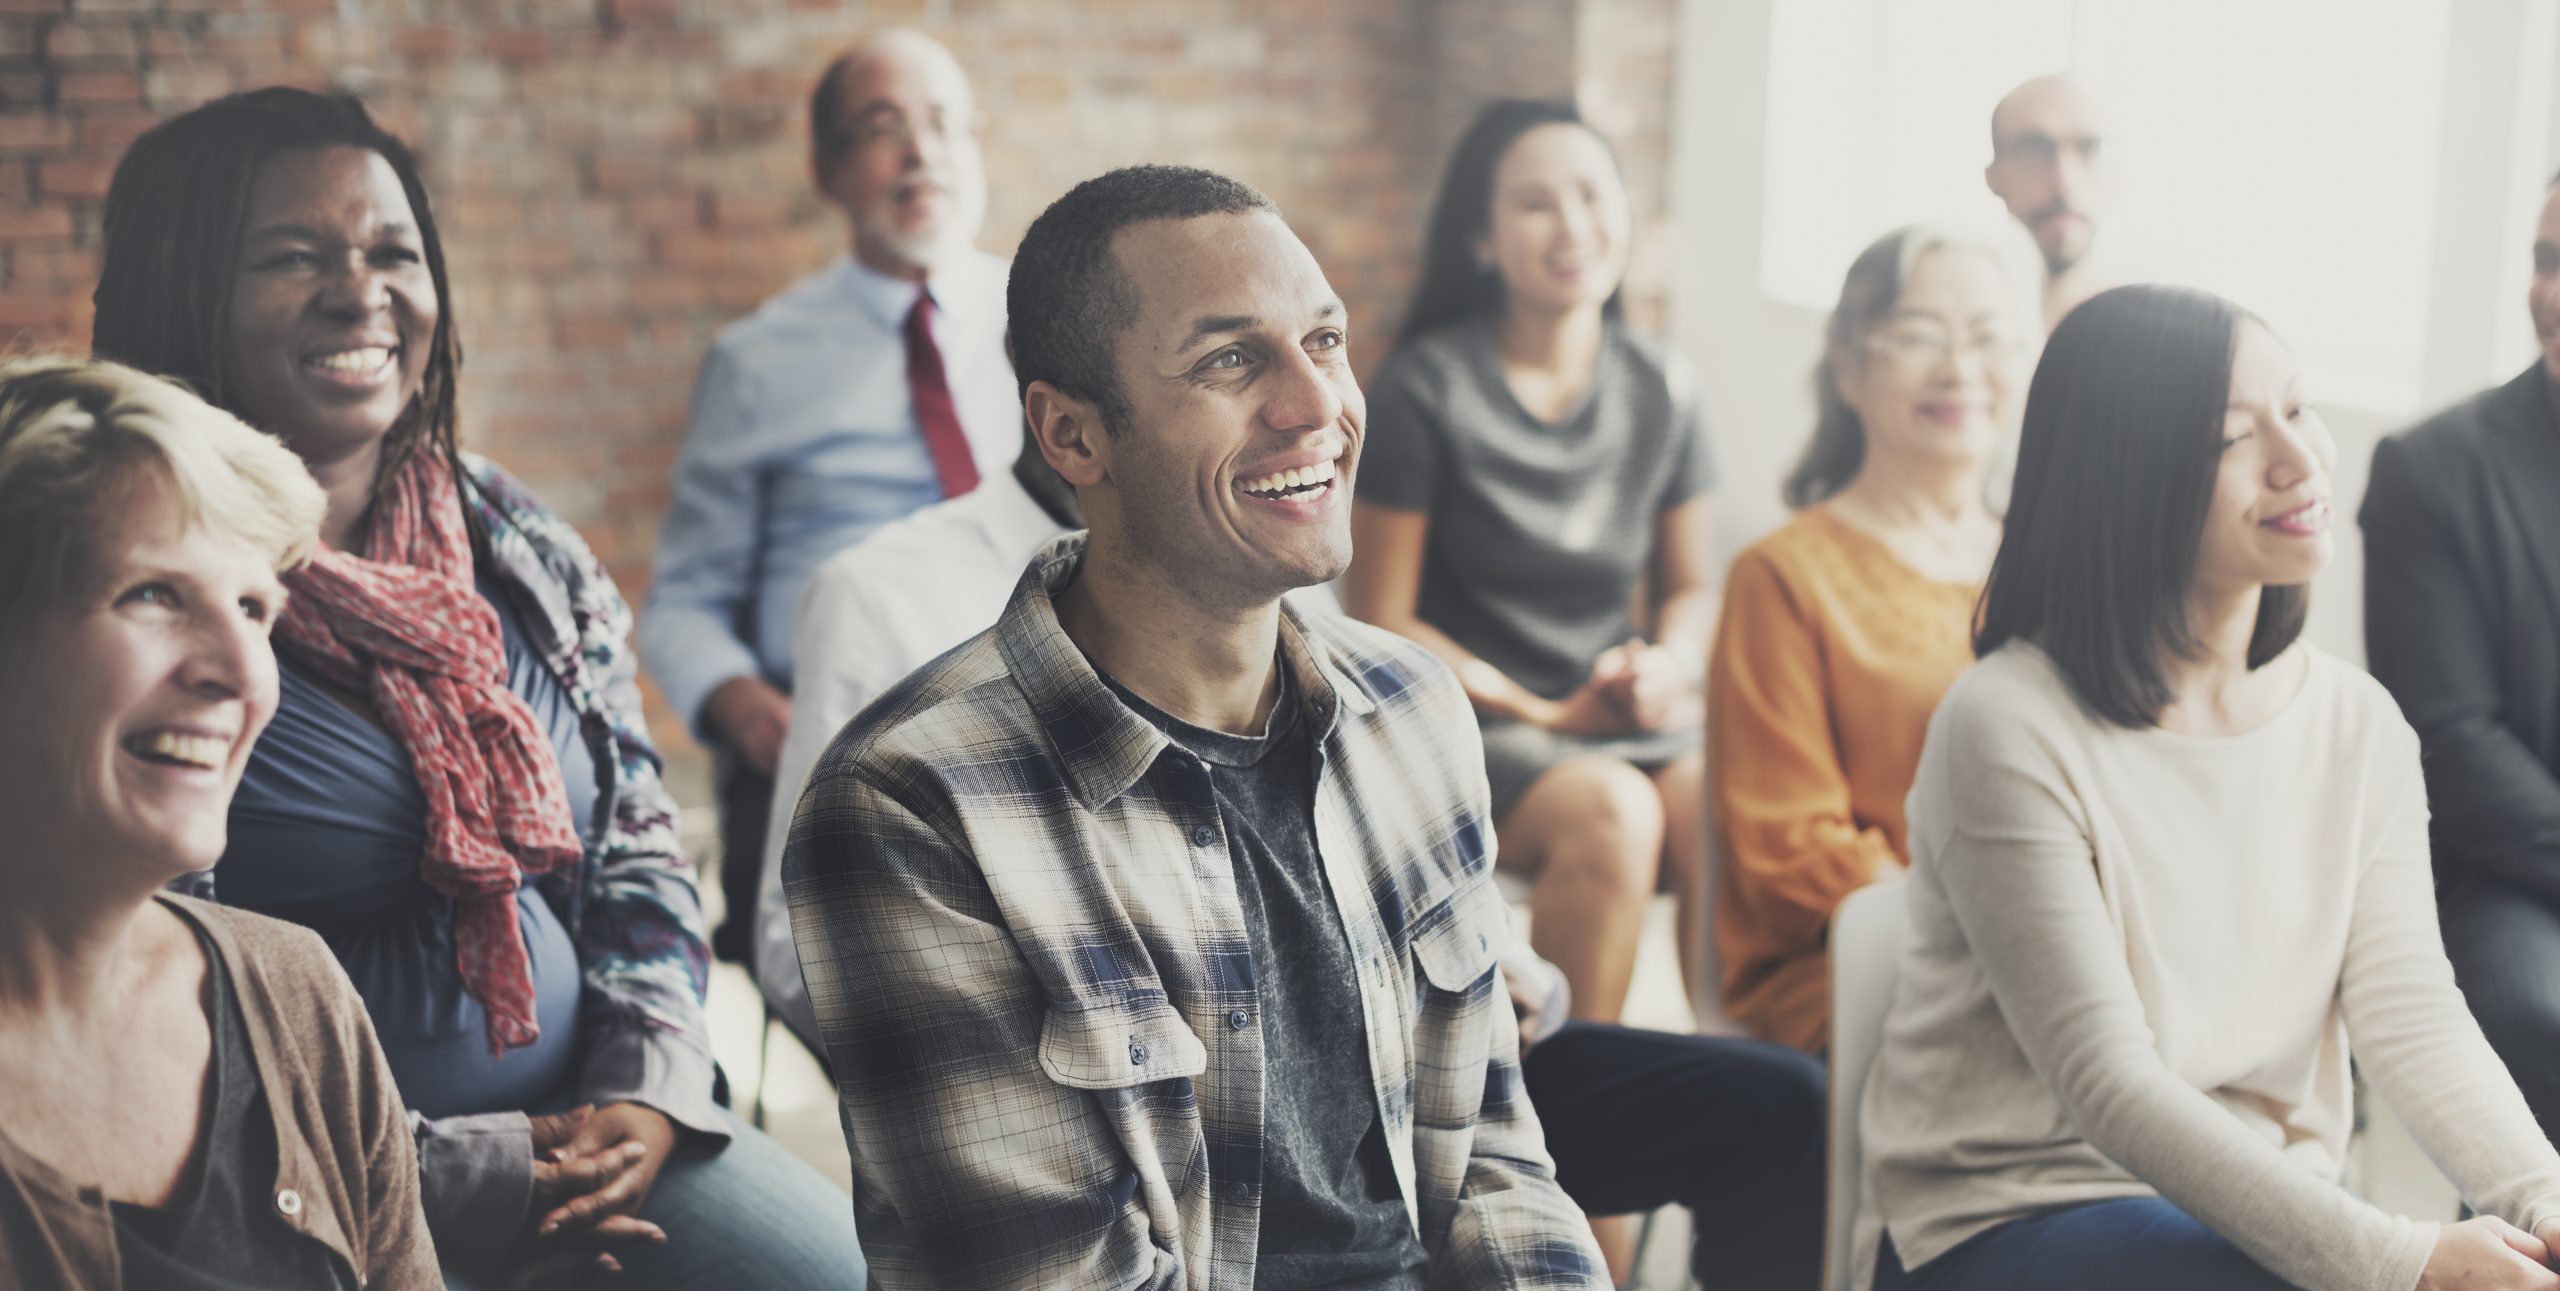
[199,453,723,1248]
[464,453,716,1109]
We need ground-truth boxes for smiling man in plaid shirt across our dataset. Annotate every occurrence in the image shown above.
[781,165,1603,1289]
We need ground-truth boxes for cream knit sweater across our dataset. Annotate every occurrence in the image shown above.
[1856,642,2560,1291]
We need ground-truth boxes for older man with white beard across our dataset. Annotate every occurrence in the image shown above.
[640,29,1020,962]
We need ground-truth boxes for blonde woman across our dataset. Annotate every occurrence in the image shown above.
[0,355,436,1289]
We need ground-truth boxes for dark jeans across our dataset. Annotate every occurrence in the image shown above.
[1874,1198,2295,1290]
[2442,874,2560,1144]
[1522,1021,1825,1288]
[711,748,774,967]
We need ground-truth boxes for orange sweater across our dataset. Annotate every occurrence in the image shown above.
[1708,506,1981,1053]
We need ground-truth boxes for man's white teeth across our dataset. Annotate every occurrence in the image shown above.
[1238,462,1338,496]
[309,348,393,375]
[134,732,228,768]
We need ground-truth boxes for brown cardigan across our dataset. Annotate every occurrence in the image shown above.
[0,894,439,1290]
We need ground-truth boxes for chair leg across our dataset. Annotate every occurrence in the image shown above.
[750,997,774,1131]
[1621,1205,1663,1290]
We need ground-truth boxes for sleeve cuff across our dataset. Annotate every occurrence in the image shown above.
[412,1110,534,1259]
[576,1022,732,1150]
[635,612,765,733]
[2387,1221,2436,1291]
[2515,1192,2560,1236]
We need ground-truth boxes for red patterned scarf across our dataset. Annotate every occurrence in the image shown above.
[275,452,583,1056]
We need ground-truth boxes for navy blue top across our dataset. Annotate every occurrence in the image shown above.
[221,566,599,1119]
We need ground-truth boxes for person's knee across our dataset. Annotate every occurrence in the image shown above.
[1705,1043,1828,1182]
[2459,983,2560,1131]
[1750,1044,1828,1137]
[1650,750,1706,806]
[1535,759,1668,887]
[2443,885,2560,1074]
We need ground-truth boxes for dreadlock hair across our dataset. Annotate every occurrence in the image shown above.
[92,87,463,503]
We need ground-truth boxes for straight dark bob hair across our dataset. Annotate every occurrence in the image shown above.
[1973,284,2307,727]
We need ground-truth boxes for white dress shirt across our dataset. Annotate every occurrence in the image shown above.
[755,471,1071,1040]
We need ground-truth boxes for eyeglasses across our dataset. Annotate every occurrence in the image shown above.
[1992,133,2103,168]
[839,108,985,156]
[1865,321,2024,369]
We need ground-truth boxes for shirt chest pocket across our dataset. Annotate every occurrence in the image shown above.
[1405,874,1502,1000]
[1039,995,1210,1091]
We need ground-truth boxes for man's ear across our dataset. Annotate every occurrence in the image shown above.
[811,144,837,198]
[1025,381,1108,488]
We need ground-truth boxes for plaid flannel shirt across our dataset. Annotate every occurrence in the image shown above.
[784,534,1602,1290]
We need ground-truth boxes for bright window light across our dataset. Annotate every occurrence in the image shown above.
[1761,0,2452,412]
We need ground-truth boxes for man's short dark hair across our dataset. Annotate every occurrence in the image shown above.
[1007,164,1275,435]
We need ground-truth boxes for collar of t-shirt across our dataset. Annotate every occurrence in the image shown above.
[1099,660,1299,771]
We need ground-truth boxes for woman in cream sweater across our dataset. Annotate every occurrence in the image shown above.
[1858,285,2560,1291]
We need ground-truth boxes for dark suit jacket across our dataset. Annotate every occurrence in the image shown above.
[2362,363,2560,897]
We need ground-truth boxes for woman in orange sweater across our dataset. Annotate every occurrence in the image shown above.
[1710,225,2031,1053]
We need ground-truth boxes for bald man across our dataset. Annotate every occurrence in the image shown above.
[1985,74,2112,329]
[640,29,1020,962]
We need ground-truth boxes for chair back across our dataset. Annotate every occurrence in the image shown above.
[1824,879,1911,1291]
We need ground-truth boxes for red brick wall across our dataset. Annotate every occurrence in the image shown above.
[1580,0,1680,332]
[0,0,1678,785]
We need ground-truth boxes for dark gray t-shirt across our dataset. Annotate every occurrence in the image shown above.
[1360,317,1716,700]
[1105,669,1428,1290]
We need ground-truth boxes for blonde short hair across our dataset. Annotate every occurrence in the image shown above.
[0,353,325,630]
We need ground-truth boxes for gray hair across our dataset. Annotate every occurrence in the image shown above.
[1785,223,2032,509]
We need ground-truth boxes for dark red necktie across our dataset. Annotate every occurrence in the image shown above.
[903,289,980,499]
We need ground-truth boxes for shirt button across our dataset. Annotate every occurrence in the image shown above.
[1130,1042,1148,1067]
[1228,1009,1250,1030]
[1190,824,1216,847]
[1228,1181,1250,1201]
[276,1188,303,1217]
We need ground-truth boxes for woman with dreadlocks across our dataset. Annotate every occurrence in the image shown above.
[91,88,861,1290]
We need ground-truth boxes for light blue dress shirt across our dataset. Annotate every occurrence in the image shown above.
[639,249,1020,729]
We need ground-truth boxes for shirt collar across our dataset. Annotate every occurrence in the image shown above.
[837,249,986,332]
[993,533,1378,809]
